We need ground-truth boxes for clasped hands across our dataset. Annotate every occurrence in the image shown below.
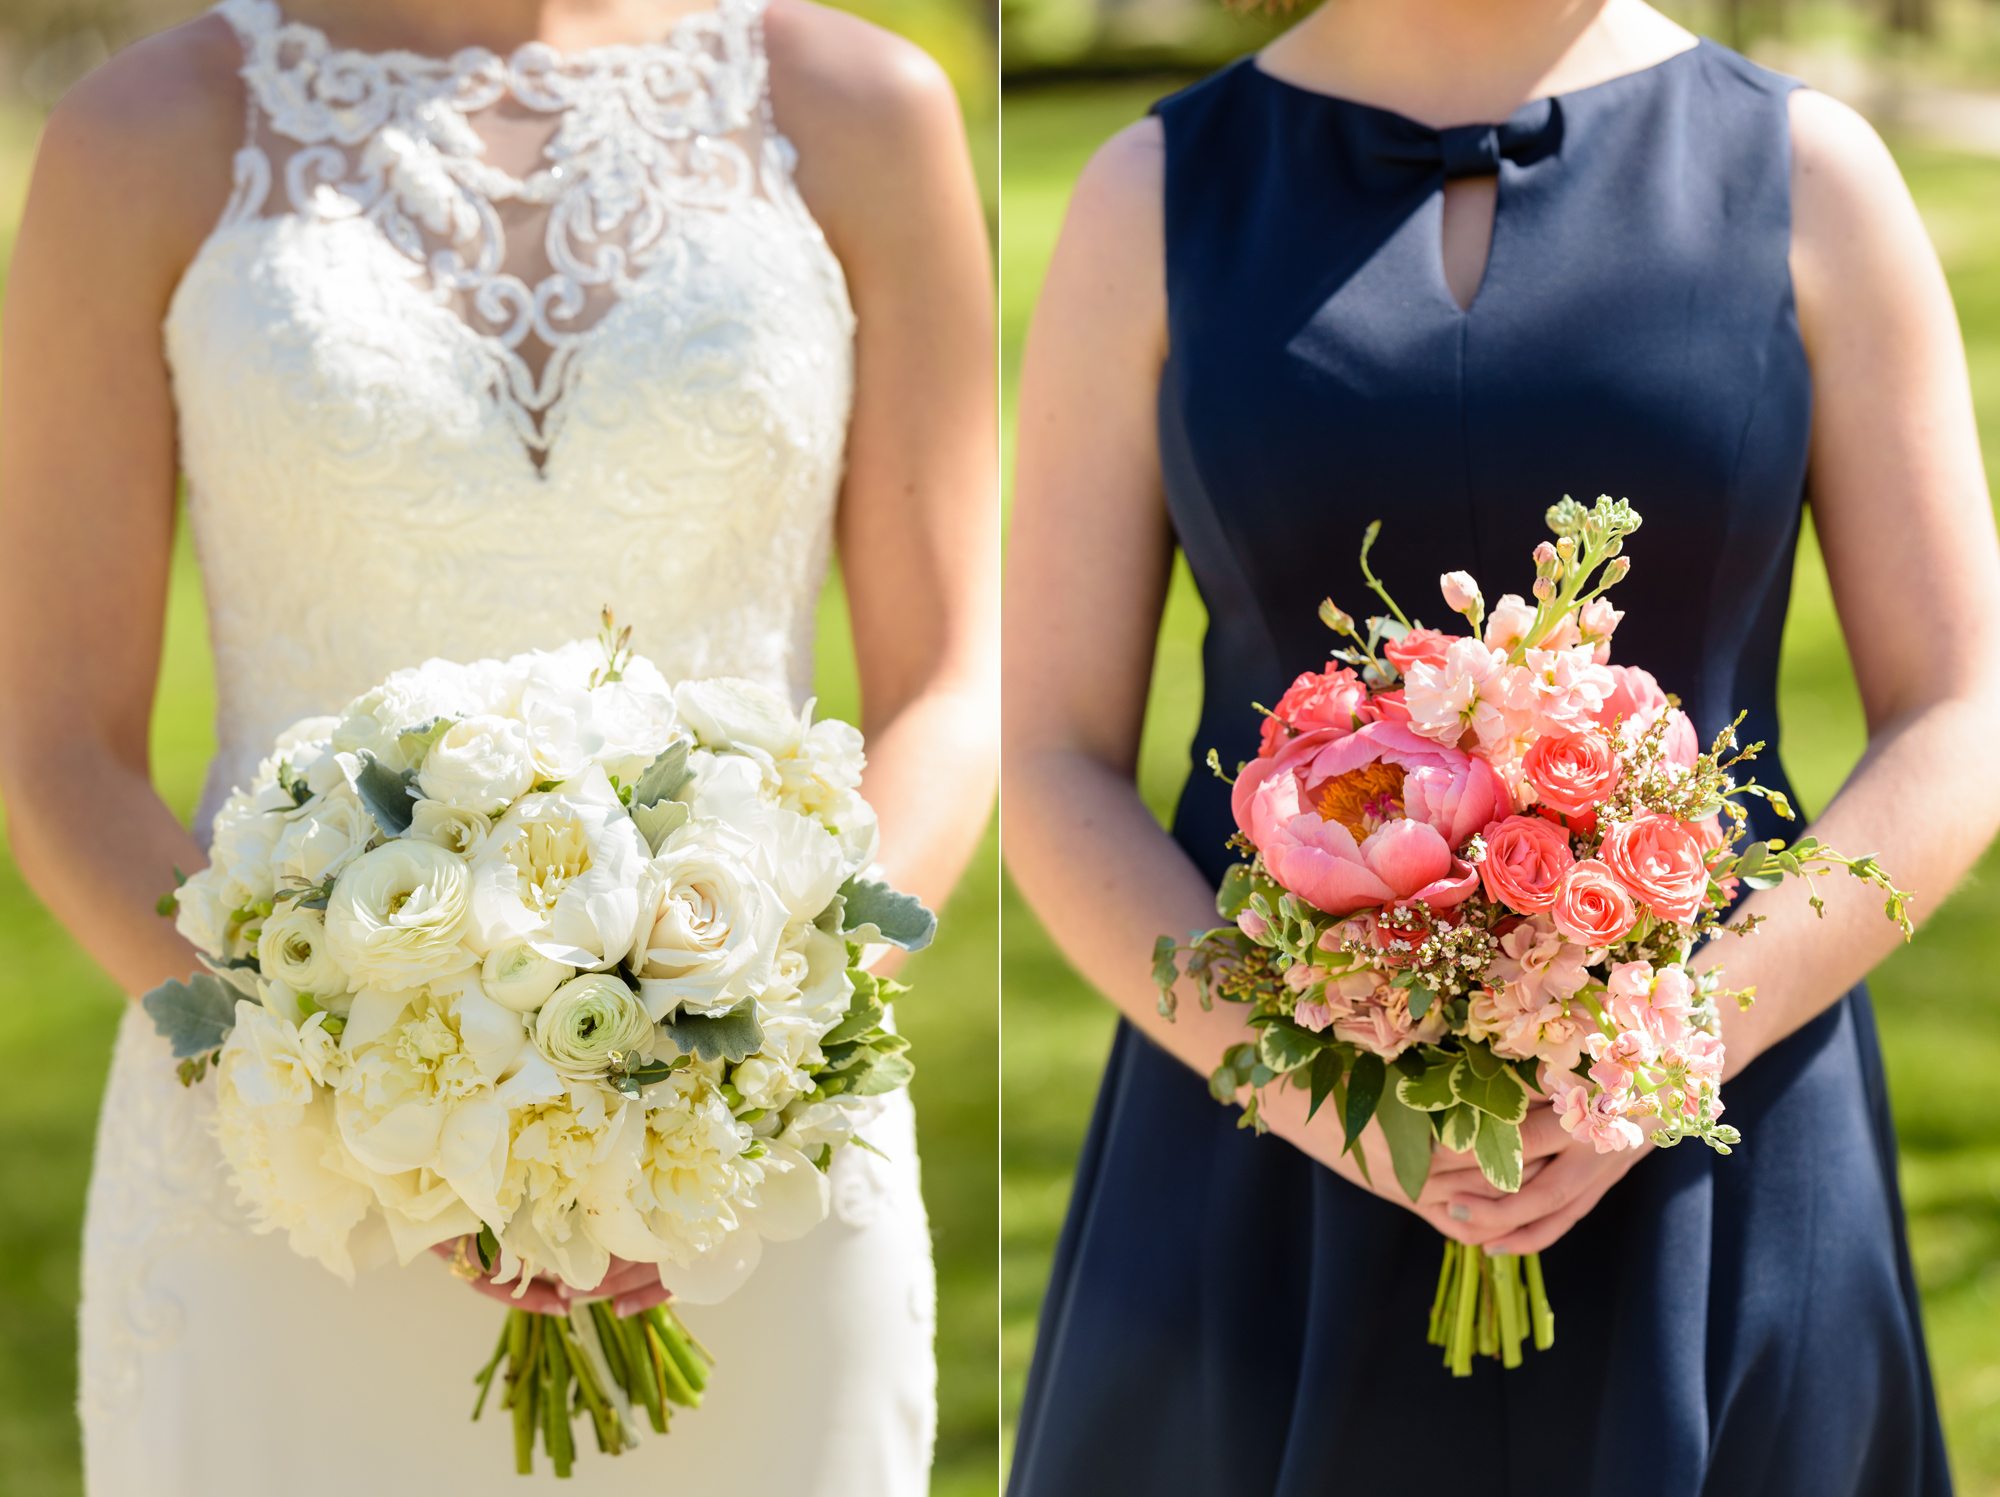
[428,1240,675,1318]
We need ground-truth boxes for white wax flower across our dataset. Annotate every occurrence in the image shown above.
[325,840,476,992]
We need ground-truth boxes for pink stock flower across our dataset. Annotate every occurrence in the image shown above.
[1554,1084,1645,1153]
[1402,637,1526,755]
[1230,723,1500,917]
[1319,969,1446,1061]
[1479,815,1576,915]
[1600,815,1709,924]
[1577,597,1624,664]
[1551,859,1638,945]
[1483,594,1538,654]
[1468,914,1596,1070]
[1585,1028,1656,1095]
[1440,571,1481,615]
[1236,908,1270,940]
[1294,999,1335,1033]
[1258,664,1375,758]
[1606,960,1695,1046]
[1508,646,1618,736]
[1522,728,1620,817]
[1383,628,1454,676]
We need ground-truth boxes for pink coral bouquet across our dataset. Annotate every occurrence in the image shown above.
[1155,498,1914,1377]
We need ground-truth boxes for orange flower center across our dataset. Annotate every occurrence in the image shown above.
[1315,762,1407,841]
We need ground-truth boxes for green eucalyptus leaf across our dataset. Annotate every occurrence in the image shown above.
[1450,1053,1530,1123]
[1733,841,1768,878]
[659,1000,763,1064]
[353,752,418,837]
[1376,1086,1434,1204]
[1406,982,1435,1021]
[1342,1052,1386,1155]
[1439,1101,1481,1153]
[838,877,937,953]
[1474,1116,1524,1193]
[630,739,694,808]
[1396,1057,1460,1113]
[141,972,238,1061]
[1740,870,1785,891]
[1152,935,1180,992]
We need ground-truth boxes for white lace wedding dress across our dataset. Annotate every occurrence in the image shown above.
[78,1,937,1490]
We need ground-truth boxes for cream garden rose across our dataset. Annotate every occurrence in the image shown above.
[325,839,477,992]
[481,940,573,1013]
[629,821,785,1018]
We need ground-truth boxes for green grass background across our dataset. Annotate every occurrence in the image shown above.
[0,70,1000,1497]
[999,80,2000,1490]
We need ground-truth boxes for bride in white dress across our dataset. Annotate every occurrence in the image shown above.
[0,0,996,1491]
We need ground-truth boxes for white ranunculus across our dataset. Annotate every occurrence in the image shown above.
[468,765,646,970]
[532,973,654,1080]
[405,799,493,860]
[325,840,476,992]
[481,940,573,1013]
[271,782,379,889]
[416,714,537,814]
[675,678,803,759]
[213,1003,375,1281]
[257,904,350,999]
[629,820,786,1019]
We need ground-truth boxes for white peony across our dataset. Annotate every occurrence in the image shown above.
[468,765,646,971]
[675,677,802,759]
[481,940,572,1013]
[405,799,492,860]
[493,1083,626,1291]
[325,840,476,992]
[777,715,880,872]
[628,820,786,1019]
[270,782,379,889]
[415,714,537,814]
[531,973,654,1080]
[256,904,349,1000]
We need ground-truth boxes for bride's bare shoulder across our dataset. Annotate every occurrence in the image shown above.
[30,13,245,268]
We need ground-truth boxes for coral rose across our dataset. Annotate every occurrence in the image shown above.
[1258,664,1375,757]
[1383,627,1453,676]
[1522,729,1620,817]
[1370,689,1412,725]
[1550,859,1638,945]
[1479,815,1576,914]
[1600,814,1709,923]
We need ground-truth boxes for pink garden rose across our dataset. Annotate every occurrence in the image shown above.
[1383,627,1453,676]
[1230,721,1502,917]
[1551,859,1638,945]
[1479,815,1575,915]
[1521,728,1620,818]
[1370,689,1411,724]
[1258,664,1375,758]
[1600,814,1709,924]
[1591,665,1698,767]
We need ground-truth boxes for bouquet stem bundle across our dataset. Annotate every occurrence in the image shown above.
[473,1301,712,1477]
[1428,1242,1553,1375]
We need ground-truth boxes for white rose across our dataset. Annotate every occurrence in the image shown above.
[532,973,654,1080]
[675,678,802,759]
[207,791,288,903]
[406,799,492,860]
[468,765,646,970]
[271,782,378,889]
[325,840,476,992]
[174,862,251,956]
[481,940,573,1013]
[415,714,537,814]
[257,904,350,998]
[630,821,786,1018]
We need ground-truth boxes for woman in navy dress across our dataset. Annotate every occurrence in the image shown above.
[1003,0,2000,1491]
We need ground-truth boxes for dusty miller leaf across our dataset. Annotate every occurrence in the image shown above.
[141,972,238,1061]
[630,739,694,808]
[353,752,418,837]
[659,1000,763,1064]
[838,876,937,953]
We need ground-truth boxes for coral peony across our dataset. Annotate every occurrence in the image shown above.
[1522,729,1620,817]
[1550,859,1638,945]
[1479,815,1576,915]
[1600,814,1708,923]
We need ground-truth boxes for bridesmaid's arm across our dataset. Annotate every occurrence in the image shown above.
[1004,120,1530,1237]
[767,2,999,931]
[0,20,243,998]
[1458,88,2000,1254]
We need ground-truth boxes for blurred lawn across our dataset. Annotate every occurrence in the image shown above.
[0,13,1000,1491]
[999,79,2000,1490]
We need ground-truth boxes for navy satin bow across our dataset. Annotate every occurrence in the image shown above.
[1373,96,1564,179]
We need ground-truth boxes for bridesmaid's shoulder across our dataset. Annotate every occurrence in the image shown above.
[1785,87,1916,246]
[32,14,243,258]
[1069,117,1165,235]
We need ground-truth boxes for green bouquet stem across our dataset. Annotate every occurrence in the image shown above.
[472,1299,713,1477]
[1427,1240,1555,1376]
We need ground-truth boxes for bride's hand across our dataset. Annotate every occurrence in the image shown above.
[1261,1085,1571,1244]
[570,1256,675,1318]
[431,1240,674,1318]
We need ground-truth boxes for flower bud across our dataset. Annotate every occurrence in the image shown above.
[1532,577,1555,601]
[1602,556,1632,585]
[1439,571,1481,615]
[1533,541,1558,569]
[1556,536,1576,560]
[1318,598,1354,634]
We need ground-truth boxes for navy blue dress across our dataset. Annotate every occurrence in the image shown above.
[1009,41,1950,1497]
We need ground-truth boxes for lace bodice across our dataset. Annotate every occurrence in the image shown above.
[168,0,855,831]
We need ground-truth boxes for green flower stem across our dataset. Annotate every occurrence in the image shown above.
[1427,1241,1457,1346]
[1527,1252,1556,1351]
[1476,1250,1498,1360]
[470,1318,509,1421]
[553,1315,620,1455]
[1450,1243,1479,1377]
[1493,1252,1524,1369]
[510,1311,541,1475]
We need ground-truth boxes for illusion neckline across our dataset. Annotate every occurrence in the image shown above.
[230,0,751,76]
[1246,33,1707,135]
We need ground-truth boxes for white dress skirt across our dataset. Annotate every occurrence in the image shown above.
[77,1,938,1489]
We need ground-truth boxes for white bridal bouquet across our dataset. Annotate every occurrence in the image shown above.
[143,614,934,1475]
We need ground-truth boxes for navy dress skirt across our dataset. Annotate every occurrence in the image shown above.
[1008,40,1950,1497]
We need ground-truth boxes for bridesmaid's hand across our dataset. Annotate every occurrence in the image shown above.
[1438,1125,1656,1254]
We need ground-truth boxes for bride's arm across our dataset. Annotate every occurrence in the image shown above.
[1454,91,2000,1253]
[1004,120,1526,1237]
[767,3,999,922]
[0,21,244,997]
